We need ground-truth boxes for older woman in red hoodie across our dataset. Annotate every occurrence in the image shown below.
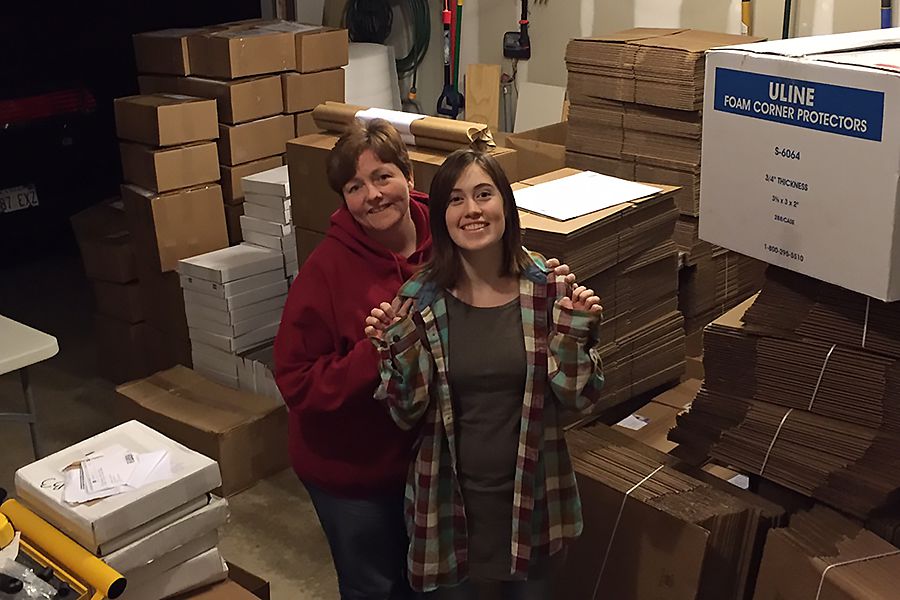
[274,120,571,600]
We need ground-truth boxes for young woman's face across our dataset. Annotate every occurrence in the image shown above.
[342,149,414,234]
[444,164,506,254]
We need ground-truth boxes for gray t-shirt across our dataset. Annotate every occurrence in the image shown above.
[446,293,527,494]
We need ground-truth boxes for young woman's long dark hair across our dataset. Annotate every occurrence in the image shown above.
[424,148,530,289]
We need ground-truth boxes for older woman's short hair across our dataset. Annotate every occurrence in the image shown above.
[326,119,414,196]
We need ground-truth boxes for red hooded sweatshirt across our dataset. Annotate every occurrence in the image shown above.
[274,193,431,498]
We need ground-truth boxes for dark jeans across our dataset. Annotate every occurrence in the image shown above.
[304,481,414,600]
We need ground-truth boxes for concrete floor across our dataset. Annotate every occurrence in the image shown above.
[0,256,339,599]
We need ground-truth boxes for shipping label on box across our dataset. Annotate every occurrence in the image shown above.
[700,30,900,301]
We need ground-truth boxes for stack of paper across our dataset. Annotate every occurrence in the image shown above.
[240,166,298,282]
[559,423,785,600]
[177,243,287,387]
[754,505,900,600]
[514,168,685,414]
[670,288,900,520]
[15,421,229,598]
[565,29,761,217]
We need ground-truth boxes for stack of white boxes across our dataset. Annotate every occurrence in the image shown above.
[178,243,288,388]
[15,421,230,600]
[240,166,298,283]
[236,344,282,402]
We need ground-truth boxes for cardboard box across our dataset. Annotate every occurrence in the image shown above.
[187,26,295,79]
[137,74,183,95]
[189,321,281,354]
[225,203,244,244]
[122,183,229,273]
[178,243,285,283]
[114,95,218,147]
[103,495,228,575]
[119,547,228,600]
[116,366,289,496]
[184,281,287,312]
[502,121,567,181]
[289,26,349,73]
[295,110,317,137]
[700,29,900,301]
[286,132,517,233]
[14,421,221,554]
[225,563,271,600]
[221,156,285,205]
[281,69,345,113]
[295,227,325,265]
[125,531,217,586]
[239,215,291,237]
[94,315,153,384]
[93,280,144,323]
[176,580,259,600]
[146,322,193,371]
[180,268,285,299]
[218,115,294,166]
[242,165,289,197]
[71,201,139,283]
[133,28,202,76]
[179,76,284,125]
[120,141,220,193]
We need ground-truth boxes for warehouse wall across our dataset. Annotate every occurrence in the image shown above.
[323,0,883,122]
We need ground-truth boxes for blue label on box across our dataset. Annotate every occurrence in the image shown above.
[713,67,885,142]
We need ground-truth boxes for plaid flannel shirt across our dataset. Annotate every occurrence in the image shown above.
[373,251,604,592]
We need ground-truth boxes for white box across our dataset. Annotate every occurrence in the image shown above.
[242,165,289,197]
[184,279,288,312]
[118,546,228,600]
[243,229,284,251]
[177,243,284,284]
[123,530,218,585]
[188,307,284,338]
[240,214,292,237]
[103,495,228,575]
[186,291,287,323]
[179,268,285,299]
[191,342,239,376]
[243,201,292,224]
[14,421,221,554]
[245,191,291,211]
[189,321,281,353]
[700,29,900,300]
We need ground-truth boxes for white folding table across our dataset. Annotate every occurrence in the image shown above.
[0,314,59,459]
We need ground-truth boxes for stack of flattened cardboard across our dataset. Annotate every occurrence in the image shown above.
[561,423,785,600]
[114,94,230,374]
[753,505,900,600]
[512,169,685,413]
[565,29,758,217]
[135,20,348,243]
[670,286,900,519]
[674,213,766,371]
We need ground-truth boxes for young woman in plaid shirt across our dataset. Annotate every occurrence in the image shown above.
[366,148,604,598]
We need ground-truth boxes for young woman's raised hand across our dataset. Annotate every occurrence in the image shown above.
[365,297,415,340]
[559,285,602,314]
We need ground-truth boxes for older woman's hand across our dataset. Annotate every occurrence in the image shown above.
[365,297,415,341]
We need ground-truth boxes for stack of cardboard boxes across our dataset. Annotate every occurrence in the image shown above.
[15,421,230,599]
[240,166,299,281]
[114,94,230,373]
[177,244,288,389]
[565,29,766,373]
[511,168,685,414]
[134,21,347,245]
[71,199,149,383]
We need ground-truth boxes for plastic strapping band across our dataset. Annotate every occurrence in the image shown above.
[814,550,900,600]
[807,344,836,411]
[591,464,665,600]
[862,297,871,348]
[759,408,793,476]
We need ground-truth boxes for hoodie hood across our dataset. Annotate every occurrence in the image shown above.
[326,191,432,277]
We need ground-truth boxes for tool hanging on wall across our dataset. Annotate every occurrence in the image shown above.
[437,0,465,118]
[504,0,532,60]
[883,0,893,28]
[742,0,752,35]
